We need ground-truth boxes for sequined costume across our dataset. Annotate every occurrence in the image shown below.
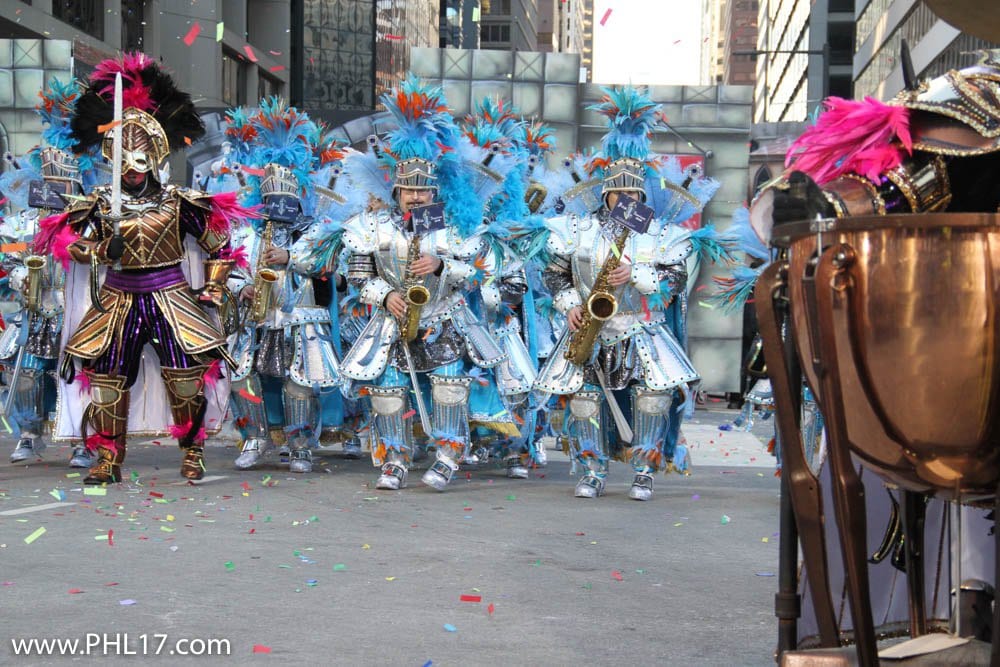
[339,75,506,491]
[36,53,253,484]
[0,79,108,467]
[222,101,345,473]
[534,86,718,500]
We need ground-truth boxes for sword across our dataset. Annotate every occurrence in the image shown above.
[593,359,633,444]
[90,74,124,313]
[401,341,433,437]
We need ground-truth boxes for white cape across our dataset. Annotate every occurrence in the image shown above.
[53,237,231,441]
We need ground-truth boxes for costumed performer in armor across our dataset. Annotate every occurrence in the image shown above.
[35,53,256,484]
[534,85,717,500]
[340,75,506,491]
[0,79,108,467]
[225,99,348,472]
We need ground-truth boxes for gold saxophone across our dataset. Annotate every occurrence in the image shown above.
[564,226,630,366]
[23,255,46,314]
[399,232,431,343]
[249,221,279,323]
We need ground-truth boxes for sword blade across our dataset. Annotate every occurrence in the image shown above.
[110,73,123,219]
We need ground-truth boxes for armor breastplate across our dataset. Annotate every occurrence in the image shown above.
[571,217,659,312]
[95,189,183,268]
[371,217,447,298]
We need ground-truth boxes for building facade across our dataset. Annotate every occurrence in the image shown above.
[479,0,538,51]
[753,0,853,122]
[720,0,759,86]
[854,0,1000,101]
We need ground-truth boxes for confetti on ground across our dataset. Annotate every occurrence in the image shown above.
[611,570,624,582]
[762,537,769,543]
[68,588,84,594]
[459,594,481,603]
[23,527,45,544]
[673,522,683,527]
[333,564,346,571]
[182,22,201,46]
[443,624,457,632]
[362,544,370,550]
[755,572,775,577]
[505,495,516,501]
[385,577,396,582]
[65,473,80,478]
[487,603,495,616]
[225,561,235,571]
[691,494,700,500]
[721,515,731,525]
[119,599,136,605]
[253,645,272,654]
[49,489,65,501]
[600,8,612,25]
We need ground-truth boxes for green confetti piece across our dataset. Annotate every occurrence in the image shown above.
[264,516,272,522]
[506,495,516,501]
[293,550,301,557]
[697,301,714,309]
[94,535,108,541]
[215,21,224,41]
[278,564,292,569]
[635,569,645,574]
[582,582,592,590]
[48,489,64,501]
[65,473,81,478]
[160,526,175,533]
[84,487,107,496]
[610,242,621,258]
[1,415,11,433]
[308,516,318,522]
[333,563,346,571]
[533,559,541,567]
[721,515,731,525]
[24,527,46,544]
[224,561,235,571]
[130,471,139,482]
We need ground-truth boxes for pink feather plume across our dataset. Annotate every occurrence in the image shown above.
[76,369,92,397]
[218,245,249,269]
[786,97,912,185]
[50,225,81,270]
[85,433,118,455]
[168,420,207,443]
[201,359,224,391]
[33,211,69,254]
[92,52,155,112]
[206,192,261,235]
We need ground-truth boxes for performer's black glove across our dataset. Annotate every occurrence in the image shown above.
[106,235,126,261]
[771,171,836,226]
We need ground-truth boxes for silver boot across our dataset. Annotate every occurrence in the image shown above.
[423,375,471,490]
[283,381,319,474]
[422,453,458,491]
[566,391,609,498]
[235,438,274,470]
[376,462,408,490]
[505,455,529,479]
[628,472,655,501]
[575,473,606,498]
[10,437,45,462]
[342,439,363,459]
[68,444,93,468]
[232,375,275,469]
[289,447,313,473]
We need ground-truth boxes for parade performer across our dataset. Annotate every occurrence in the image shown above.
[340,76,506,491]
[35,53,255,484]
[0,80,108,467]
[224,100,348,472]
[534,85,718,500]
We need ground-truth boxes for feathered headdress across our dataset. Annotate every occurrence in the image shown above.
[785,97,912,185]
[589,85,661,163]
[70,52,205,155]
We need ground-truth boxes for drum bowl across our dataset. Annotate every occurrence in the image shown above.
[773,213,1000,499]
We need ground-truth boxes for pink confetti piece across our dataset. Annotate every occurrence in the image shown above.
[386,34,404,41]
[401,409,416,420]
[487,603,495,616]
[599,8,612,25]
[611,570,624,581]
[253,644,272,654]
[108,529,114,547]
[459,594,482,603]
[68,588,84,594]
[243,45,258,62]
[269,65,285,73]
[182,22,202,47]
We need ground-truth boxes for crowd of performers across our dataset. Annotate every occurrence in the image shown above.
[0,53,732,500]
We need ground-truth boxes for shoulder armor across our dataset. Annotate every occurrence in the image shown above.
[656,223,694,264]
[173,185,213,210]
[342,211,379,254]
[544,214,579,256]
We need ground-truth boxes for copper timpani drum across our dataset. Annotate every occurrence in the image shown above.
[759,212,1000,666]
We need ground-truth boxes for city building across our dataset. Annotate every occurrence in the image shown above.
[439,0,482,49]
[537,0,587,55]
[854,0,1000,101]
[752,0,853,122]
[373,0,440,105]
[479,0,538,52]
[720,0,759,86]
[580,1,594,81]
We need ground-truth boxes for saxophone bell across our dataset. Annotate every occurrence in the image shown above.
[249,268,278,323]
[23,255,46,314]
[402,284,431,342]
[586,290,618,321]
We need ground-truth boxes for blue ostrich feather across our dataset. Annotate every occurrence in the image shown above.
[720,206,768,261]
[0,167,43,210]
[437,148,487,239]
[688,225,733,265]
[223,106,257,165]
[247,97,318,190]
[343,149,393,207]
[707,265,763,313]
[36,78,81,153]
[378,75,455,164]
[588,86,661,162]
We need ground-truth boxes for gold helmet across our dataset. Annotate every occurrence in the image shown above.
[100,107,170,176]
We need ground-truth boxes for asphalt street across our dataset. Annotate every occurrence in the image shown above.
[0,407,780,666]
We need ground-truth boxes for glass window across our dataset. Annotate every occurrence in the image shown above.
[52,0,105,41]
[221,49,246,107]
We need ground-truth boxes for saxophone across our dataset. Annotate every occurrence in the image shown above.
[23,255,47,314]
[399,232,431,342]
[564,226,630,366]
[249,221,278,323]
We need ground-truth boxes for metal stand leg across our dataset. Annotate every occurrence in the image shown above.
[901,490,928,637]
